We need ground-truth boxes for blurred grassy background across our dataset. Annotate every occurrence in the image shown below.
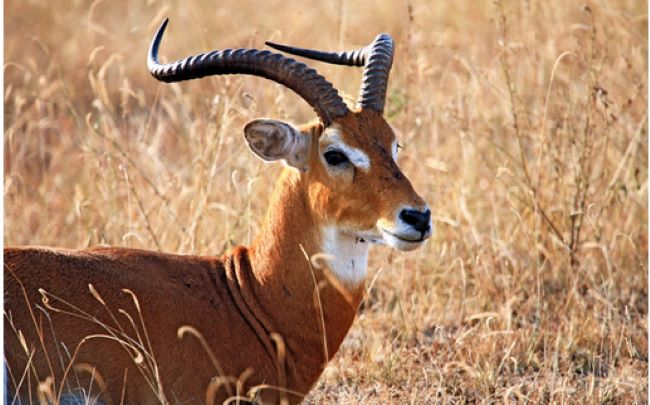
[4,0,648,402]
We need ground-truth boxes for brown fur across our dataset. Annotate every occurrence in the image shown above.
[306,111,426,229]
[4,110,425,404]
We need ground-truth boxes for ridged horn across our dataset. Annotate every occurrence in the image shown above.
[148,19,350,126]
[266,33,394,113]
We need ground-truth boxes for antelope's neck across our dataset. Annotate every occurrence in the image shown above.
[245,168,366,392]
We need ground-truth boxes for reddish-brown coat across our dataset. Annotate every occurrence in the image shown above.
[5,166,362,405]
[5,110,425,404]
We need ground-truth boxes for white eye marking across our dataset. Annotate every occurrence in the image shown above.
[391,140,398,161]
[321,129,370,171]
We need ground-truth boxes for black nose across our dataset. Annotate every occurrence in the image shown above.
[399,208,431,233]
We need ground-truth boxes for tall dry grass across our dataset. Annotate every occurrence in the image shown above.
[4,0,647,403]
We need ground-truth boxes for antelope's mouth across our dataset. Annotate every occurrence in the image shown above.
[380,228,425,243]
[379,228,430,251]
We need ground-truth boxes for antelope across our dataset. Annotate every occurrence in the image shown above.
[4,18,432,404]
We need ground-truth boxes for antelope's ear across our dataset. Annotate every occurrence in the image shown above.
[244,119,311,171]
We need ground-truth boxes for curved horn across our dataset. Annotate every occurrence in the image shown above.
[266,33,394,113]
[148,19,350,126]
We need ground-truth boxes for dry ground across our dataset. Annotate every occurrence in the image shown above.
[4,0,648,403]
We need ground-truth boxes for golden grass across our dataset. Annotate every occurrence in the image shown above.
[4,0,647,403]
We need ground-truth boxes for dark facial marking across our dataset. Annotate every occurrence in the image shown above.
[370,138,403,180]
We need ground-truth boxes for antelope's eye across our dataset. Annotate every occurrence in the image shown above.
[324,150,349,166]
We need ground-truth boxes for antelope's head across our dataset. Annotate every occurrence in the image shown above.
[148,19,432,252]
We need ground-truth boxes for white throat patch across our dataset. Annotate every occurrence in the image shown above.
[320,226,369,285]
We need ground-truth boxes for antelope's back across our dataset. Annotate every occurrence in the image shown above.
[4,246,275,404]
